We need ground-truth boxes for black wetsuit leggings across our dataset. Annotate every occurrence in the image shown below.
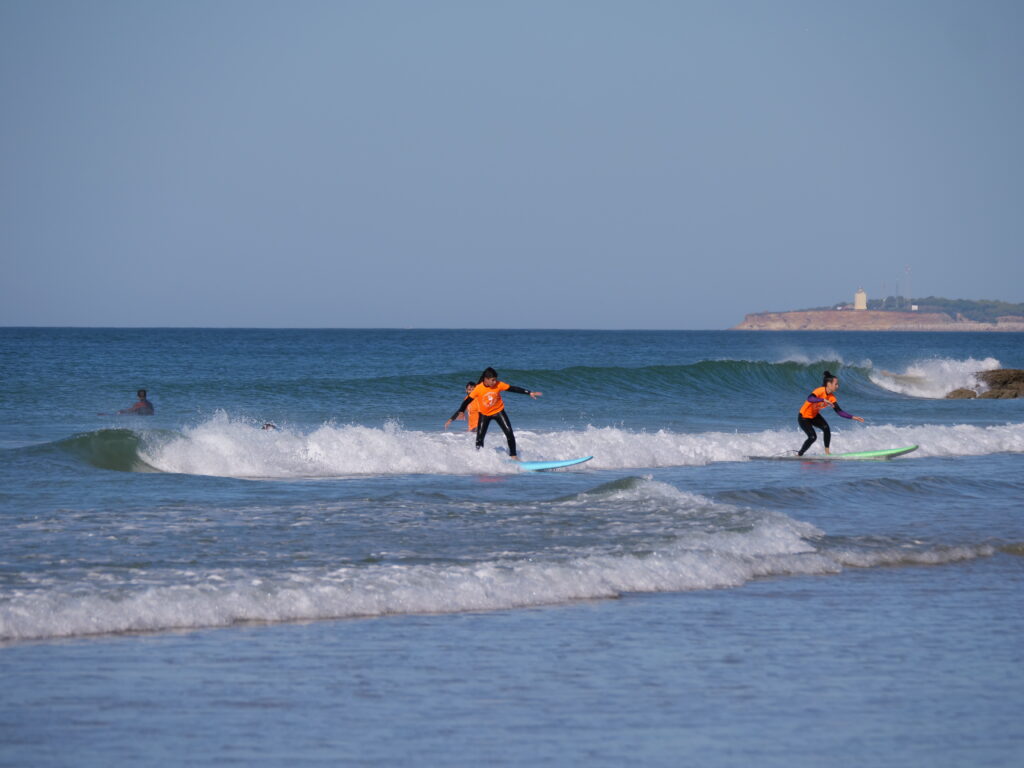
[797,415,830,456]
[477,410,517,457]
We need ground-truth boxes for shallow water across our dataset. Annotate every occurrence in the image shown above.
[2,555,1020,767]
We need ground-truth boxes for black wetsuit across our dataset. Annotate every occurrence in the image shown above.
[797,395,853,455]
[797,414,831,455]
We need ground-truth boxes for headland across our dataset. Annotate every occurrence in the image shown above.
[732,296,1024,332]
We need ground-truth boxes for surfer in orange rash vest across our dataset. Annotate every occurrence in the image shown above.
[444,367,542,459]
[797,371,864,456]
[453,381,480,432]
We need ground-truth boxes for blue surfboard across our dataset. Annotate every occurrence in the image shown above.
[515,456,593,472]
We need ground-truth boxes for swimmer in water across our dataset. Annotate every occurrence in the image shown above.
[453,381,480,432]
[117,389,154,416]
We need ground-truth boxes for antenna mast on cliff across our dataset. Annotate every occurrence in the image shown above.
[904,265,912,306]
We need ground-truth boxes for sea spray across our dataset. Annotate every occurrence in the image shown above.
[870,357,1002,398]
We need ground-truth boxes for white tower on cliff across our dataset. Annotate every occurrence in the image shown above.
[854,288,867,310]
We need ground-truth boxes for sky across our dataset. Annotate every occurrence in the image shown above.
[2,1,1022,329]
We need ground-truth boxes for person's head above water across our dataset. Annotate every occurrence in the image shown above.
[822,371,839,394]
[479,367,498,385]
[465,381,475,393]
[137,389,148,399]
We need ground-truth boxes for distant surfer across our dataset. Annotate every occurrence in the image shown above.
[118,389,154,416]
[453,381,480,432]
[797,371,864,456]
[444,368,542,458]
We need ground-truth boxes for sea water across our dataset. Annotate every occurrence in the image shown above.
[0,329,1022,766]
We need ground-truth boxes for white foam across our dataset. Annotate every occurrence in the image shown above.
[134,414,1024,478]
[0,477,999,642]
[505,422,1024,466]
[139,413,513,478]
[824,422,1024,458]
[0,532,994,643]
[869,357,1001,399]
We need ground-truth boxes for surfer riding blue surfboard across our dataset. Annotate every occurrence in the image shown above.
[796,370,865,456]
[444,367,542,459]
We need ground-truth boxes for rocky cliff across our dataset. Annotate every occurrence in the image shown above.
[732,310,1024,332]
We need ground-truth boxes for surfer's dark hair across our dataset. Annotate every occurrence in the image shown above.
[479,367,498,382]
[465,381,476,388]
[137,389,147,398]
[822,371,837,386]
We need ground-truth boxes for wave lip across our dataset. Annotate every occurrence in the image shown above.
[53,429,158,472]
[491,355,1009,402]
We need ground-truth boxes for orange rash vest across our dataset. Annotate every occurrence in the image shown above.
[799,386,836,419]
[470,381,511,417]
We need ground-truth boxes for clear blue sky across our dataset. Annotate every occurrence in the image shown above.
[2,1,1022,328]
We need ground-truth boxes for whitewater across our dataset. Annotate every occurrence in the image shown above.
[36,414,1024,479]
[2,473,1003,642]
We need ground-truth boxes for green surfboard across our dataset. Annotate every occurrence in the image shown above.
[749,445,918,461]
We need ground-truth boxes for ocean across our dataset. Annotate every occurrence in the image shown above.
[1,328,1022,766]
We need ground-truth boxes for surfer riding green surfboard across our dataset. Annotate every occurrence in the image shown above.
[746,368,916,461]
[797,370,865,456]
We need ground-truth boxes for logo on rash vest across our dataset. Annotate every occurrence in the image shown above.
[483,392,499,409]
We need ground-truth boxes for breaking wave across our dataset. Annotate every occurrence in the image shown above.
[0,478,998,642]
[25,414,1024,478]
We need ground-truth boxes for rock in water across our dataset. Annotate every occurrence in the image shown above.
[946,388,978,399]
[945,369,1024,399]
[976,369,1024,397]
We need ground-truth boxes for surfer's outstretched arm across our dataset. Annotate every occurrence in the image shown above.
[444,396,474,430]
[506,385,542,399]
[831,401,865,422]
